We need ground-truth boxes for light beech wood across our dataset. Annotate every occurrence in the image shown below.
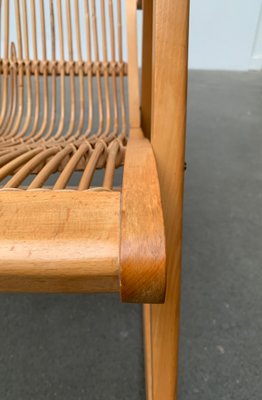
[0,191,120,292]
[126,0,140,128]
[120,129,166,303]
[143,303,153,399]
[143,0,190,399]
[141,0,153,140]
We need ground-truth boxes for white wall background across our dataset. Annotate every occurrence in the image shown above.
[0,0,131,64]
[1,0,262,71]
[189,0,262,70]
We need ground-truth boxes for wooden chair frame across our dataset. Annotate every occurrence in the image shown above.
[141,1,190,398]
[0,0,190,398]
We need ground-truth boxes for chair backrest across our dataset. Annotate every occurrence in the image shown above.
[0,0,140,140]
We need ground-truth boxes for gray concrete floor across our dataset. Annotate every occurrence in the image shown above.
[179,71,262,400]
[0,71,261,399]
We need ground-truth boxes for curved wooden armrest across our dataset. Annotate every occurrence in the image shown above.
[120,129,166,303]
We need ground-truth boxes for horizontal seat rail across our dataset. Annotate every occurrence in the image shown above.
[0,190,120,293]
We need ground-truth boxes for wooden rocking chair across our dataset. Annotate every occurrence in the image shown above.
[0,0,189,398]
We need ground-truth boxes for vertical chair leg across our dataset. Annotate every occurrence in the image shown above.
[143,304,153,400]
[143,251,182,399]
[143,212,183,399]
[143,0,190,399]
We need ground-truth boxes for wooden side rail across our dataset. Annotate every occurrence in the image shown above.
[0,191,120,293]
[0,134,166,303]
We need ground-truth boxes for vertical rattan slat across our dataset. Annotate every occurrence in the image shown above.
[0,0,133,190]
[44,0,57,140]
[0,0,9,129]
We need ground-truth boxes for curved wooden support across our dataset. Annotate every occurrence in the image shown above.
[120,129,166,303]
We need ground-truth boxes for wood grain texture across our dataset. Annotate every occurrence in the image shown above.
[126,0,140,128]
[0,191,120,292]
[141,0,153,140]
[120,129,166,303]
[144,0,190,398]
[144,304,153,400]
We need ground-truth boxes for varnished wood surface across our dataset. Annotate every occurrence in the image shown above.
[0,191,120,292]
[126,0,141,128]
[144,0,190,398]
[141,0,153,140]
[144,305,153,399]
[120,129,166,303]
